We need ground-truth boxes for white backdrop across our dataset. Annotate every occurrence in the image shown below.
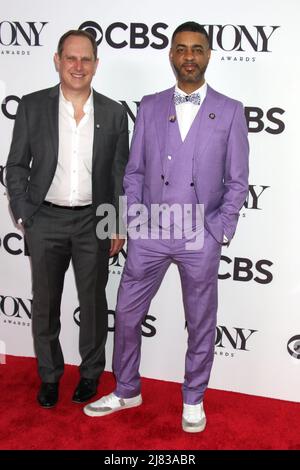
[1,0,300,402]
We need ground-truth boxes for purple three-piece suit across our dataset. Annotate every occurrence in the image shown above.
[113,84,249,404]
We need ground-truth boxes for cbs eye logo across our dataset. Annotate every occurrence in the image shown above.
[79,20,168,49]
[287,335,300,359]
[79,21,103,45]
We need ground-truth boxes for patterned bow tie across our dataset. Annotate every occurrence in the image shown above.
[174,91,201,106]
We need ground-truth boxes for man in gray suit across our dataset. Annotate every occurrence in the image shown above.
[6,30,129,408]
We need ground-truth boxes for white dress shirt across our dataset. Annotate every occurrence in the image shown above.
[175,82,207,141]
[45,87,94,206]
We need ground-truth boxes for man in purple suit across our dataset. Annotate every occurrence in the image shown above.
[84,21,249,432]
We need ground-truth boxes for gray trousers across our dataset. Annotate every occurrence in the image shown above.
[24,204,109,383]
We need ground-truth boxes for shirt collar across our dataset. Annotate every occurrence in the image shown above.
[59,86,94,115]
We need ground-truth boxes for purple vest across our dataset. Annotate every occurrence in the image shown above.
[161,103,200,205]
[157,103,202,232]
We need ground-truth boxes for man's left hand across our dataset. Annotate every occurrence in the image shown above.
[109,234,126,257]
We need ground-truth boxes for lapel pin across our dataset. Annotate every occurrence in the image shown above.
[209,113,215,119]
[96,123,100,128]
[169,115,176,122]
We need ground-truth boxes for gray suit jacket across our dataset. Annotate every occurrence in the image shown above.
[6,84,129,239]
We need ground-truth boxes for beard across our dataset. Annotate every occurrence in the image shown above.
[172,62,207,84]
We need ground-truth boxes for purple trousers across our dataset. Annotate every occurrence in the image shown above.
[113,230,222,404]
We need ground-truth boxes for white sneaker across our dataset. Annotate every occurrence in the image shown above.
[83,392,142,417]
[182,402,206,433]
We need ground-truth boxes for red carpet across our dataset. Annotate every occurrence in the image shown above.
[0,355,299,450]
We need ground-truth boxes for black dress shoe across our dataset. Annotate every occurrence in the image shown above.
[72,378,98,403]
[37,382,59,408]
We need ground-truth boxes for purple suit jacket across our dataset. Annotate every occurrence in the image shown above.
[124,85,249,243]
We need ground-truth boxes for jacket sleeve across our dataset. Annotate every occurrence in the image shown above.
[6,97,33,223]
[123,97,146,208]
[220,101,249,240]
[111,106,129,234]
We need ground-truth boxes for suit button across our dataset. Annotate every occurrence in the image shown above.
[161,175,164,180]
[165,181,169,186]
[190,182,194,187]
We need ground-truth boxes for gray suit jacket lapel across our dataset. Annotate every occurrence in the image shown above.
[92,90,107,165]
[47,86,106,166]
[47,85,59,160]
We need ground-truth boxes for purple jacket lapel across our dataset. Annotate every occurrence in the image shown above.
[154,86,175,162]
[193,85,225,158]
[153,85,225,164]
